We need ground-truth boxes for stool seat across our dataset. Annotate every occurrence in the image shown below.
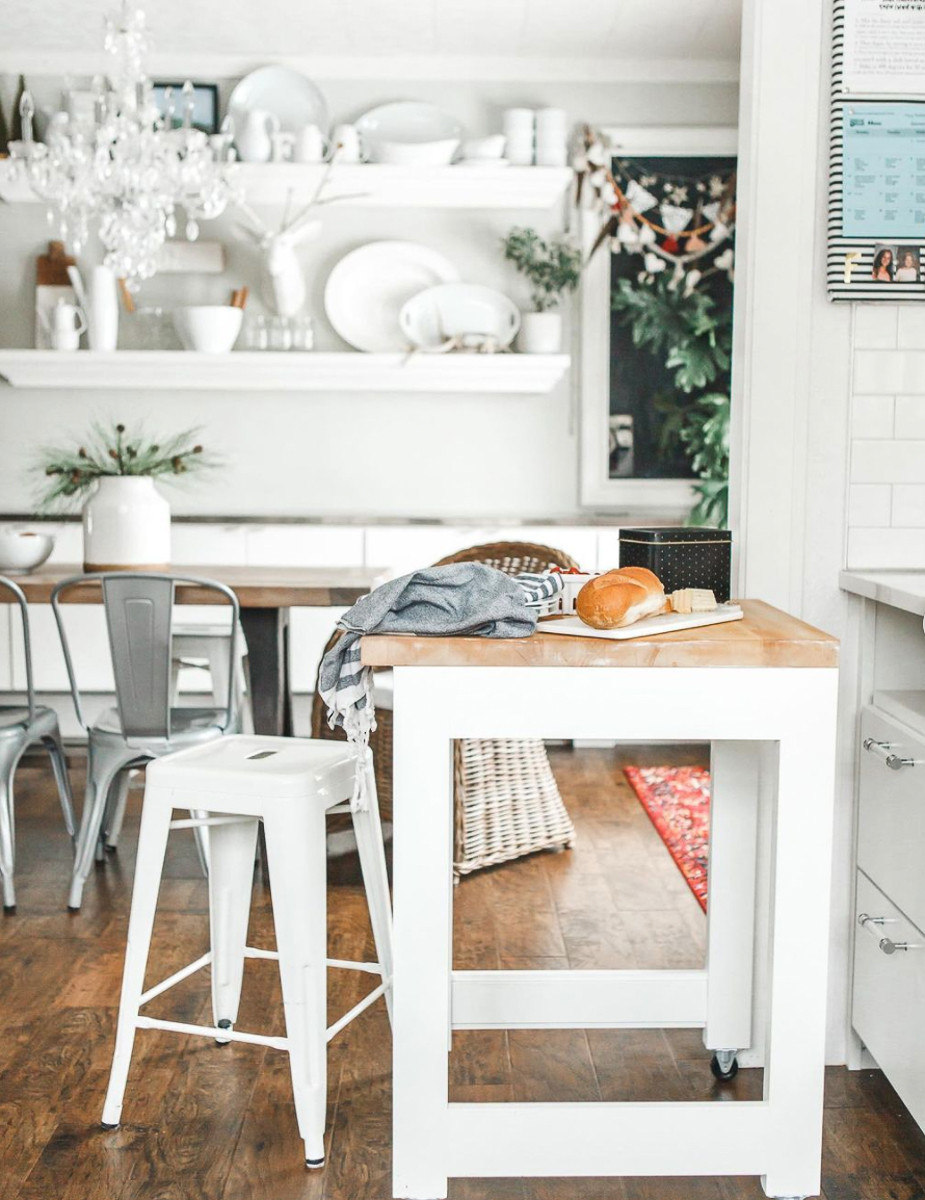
[102,734,393,1169]
[148,734,358,801]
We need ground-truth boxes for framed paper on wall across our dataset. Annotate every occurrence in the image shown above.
[579,125,738,516]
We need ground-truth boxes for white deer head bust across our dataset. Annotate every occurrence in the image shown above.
[234,160,355,317]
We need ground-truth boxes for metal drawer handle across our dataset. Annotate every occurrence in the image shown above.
[858,912,922,954]
[862,738,920,771]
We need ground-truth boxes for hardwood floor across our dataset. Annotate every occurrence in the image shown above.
[2,743,925,1200]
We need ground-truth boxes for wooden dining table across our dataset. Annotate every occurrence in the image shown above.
[4,563,384,736]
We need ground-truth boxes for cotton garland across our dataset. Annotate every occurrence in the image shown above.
[573,125,737,296]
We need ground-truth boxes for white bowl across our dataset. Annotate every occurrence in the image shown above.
[0,530,55,575]
[172,306,243,354]
[377,138,460,165]
[461,135,506,161]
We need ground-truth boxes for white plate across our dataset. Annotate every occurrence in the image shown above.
[228,65,329,135]
[399,284,520,352]
[356,102,464,163]
[324,241,460,352]
[539,605,744,641]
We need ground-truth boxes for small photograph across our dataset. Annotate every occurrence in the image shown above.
[895,247,921,282]
[152,82,219,134]
[871,244,896,282]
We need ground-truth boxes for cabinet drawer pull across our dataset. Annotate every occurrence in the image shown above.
[862,738,920,771]
[858,912,922,954]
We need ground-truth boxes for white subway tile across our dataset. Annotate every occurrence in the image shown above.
[851,439,925,483]
[898,306,925,349]
[847,527,925,568]
[856,305,898,349]
[895,395,925,438]
[851,394,894,438]
[892,485,925,527]
[855,349,925,394]
[848,484,892,526]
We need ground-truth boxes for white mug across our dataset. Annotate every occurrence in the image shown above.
[270,131,295,163]
[332,123,362,163]
[294,123,331,164]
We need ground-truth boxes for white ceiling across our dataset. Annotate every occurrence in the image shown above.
[2,0,741,79]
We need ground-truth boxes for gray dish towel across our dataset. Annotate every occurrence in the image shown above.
[319,563,539,744]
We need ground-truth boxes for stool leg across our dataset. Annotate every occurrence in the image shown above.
[102,789,173,1128]
[104,769,132,851]
[351,756,394,1024]
[263,805,328,1168]
[209,816,259,1040]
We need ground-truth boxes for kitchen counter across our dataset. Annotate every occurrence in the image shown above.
[840,569,925,617]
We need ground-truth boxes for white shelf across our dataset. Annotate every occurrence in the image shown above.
[0,350,570,394]
[0,161,573,211]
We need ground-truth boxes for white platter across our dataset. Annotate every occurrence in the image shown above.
[399,283,520,351]
[357,102,464,164]
[538,605,744,641]
[228,66,329,135]
[324,241,459,352]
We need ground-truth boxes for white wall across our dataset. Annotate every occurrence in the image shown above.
[0,75,738,520]
[847,305,925,568]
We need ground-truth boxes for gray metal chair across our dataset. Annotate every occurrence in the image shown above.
[0,575,76,912]
[52,572,242,911]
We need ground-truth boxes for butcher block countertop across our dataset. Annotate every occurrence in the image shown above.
[361,599,839,669]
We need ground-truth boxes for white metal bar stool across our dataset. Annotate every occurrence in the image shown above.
[101,734,393,1168]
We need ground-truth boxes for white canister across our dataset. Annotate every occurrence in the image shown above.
[503,108,535,165]
[535,108,569,167]
[82,476,171,571]
[88,265,119,352]
[518,311,563,355]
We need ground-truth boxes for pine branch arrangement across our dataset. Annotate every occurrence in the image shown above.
[36,420,217,510]
[502,227,582,313]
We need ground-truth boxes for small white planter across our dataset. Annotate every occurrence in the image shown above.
[518,311,562,355]
[83,476,171,571]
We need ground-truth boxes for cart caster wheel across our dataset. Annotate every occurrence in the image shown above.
[306,1157,325,1170]
[710,1050,739,1081]
[215,1018,233,1046]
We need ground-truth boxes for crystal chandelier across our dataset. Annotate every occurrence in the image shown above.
[9,1,238,287]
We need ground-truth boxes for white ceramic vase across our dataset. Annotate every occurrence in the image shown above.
[88,265,119,351]
[82,476,171,571]
[518,311,562,354]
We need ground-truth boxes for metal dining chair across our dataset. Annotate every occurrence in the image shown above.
[52,572,243,910]
[0,576,76,912]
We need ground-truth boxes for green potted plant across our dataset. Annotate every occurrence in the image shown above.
[502,226,582,354]
[36,420,216,570]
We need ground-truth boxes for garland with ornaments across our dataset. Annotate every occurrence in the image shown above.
[573,126,737,295]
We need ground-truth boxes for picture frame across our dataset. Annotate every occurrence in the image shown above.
[151,81,219,134]
[579,124,739,516]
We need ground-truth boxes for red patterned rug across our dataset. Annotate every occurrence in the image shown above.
[623,766,711,912]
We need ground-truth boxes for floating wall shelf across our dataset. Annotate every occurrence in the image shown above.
[0,162,574,211]
[0,350,571,394]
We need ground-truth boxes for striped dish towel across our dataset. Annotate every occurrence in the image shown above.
[514,572,564,607]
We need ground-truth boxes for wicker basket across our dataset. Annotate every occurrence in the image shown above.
[310,540,579,869]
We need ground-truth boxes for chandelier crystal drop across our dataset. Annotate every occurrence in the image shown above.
[9,1,238,287]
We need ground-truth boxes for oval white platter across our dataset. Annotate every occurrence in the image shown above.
[324,241,459,352]
[356,101,464,163]
[399,283,521,351]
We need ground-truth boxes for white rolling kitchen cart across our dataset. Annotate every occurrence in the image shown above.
[362,599,839,1200]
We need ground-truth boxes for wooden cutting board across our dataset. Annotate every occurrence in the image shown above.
[538,604,745,641]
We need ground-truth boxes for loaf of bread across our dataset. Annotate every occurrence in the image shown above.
[575,567,667,630]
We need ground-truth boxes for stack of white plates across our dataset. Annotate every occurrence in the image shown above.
[535,108,568,167]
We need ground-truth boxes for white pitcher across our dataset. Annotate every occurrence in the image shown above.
[39,301,87,351]
[235,109,281,164]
